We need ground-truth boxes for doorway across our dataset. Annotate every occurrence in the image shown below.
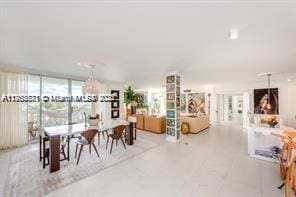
[218,94,245,126]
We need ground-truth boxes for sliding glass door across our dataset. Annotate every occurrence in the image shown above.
[28,75,41,126]
[27,75,94,127]
[41,77,69,127]
[71,80,91,123]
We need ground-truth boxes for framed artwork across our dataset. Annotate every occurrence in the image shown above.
[167,75,175,83]
[111,109,119,118]
[111,90,120,100]
[111,100,119,108]
[136,93,145,104]
[167,127,175,136]
[180,94,186,112]
[187,93,206,113]
[176,76,180,85]
[167,110,175,118]
[176,96,180,107]
[166,101,175,109]
[167,93,175,100]
[166,84,175,93]
[176,119,180,128]
[167,119,175,127]
[176,86,180,96]
[254,88,279,114]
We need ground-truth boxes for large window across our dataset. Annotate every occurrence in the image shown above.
[72,81,91,123]
[28,75,40,126]
[42,77,69,127]
[27,75,91,127]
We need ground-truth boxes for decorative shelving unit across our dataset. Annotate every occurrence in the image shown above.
[166,72,181,142]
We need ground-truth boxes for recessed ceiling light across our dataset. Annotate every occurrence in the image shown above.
[230,29,238,40]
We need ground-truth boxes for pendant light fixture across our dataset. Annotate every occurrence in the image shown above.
[82,64,100,95]
[266,73,272,110]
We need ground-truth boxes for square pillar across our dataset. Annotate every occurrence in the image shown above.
[166,72,181,142]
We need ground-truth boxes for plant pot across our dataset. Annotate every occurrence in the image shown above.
[88,118,100,126]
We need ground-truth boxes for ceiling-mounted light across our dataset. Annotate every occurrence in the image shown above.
[82,64,100,95]
[230,29,238,40]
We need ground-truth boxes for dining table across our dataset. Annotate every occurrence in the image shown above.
[44,119,133,173]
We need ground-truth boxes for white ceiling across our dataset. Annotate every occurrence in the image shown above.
[0,1,296,89]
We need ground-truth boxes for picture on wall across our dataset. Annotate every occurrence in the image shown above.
[167,75,175,83]
[167,119,175,127]
[180,94,186,113]
[166,84,175,92]
[111,109,119,118]
[254,88,279,114]
[111,90,120,100]
[176,76,180,85]
[166,101,175,109]
[167,110,175,118]
[176,86,180,96]
[135,93,145,104]
[187,93,206,114]
[176,97,180,107]
[167,127,175,136]
[111,100,119,108]
[167,93,175,100]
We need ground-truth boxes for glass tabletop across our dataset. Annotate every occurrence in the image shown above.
[44,119,129,137]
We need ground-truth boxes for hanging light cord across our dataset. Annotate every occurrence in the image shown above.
[267,74,272,105]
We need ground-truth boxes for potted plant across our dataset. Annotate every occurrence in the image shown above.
[124,86,137,117]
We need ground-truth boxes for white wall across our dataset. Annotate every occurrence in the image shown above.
[108,83,125,120]
[184,79,296,127]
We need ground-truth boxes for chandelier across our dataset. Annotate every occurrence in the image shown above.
[82,64,100,95]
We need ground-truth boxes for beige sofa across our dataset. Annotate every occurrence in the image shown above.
[181,115,210,134]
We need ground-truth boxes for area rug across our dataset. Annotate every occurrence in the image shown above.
[2,133,163,197]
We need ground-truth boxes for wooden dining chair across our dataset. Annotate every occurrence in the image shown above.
[106,125,126,154]
[75,129,100,165]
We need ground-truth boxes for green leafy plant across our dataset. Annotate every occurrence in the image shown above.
[124,86,136,107]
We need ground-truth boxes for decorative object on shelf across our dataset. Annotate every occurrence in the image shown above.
[265,116,278,128]
[254,74,279,114]
[28,122,38,139]
[82,64,100,95]
[88,114,100,126]
[111,90,120,119]
[181,122,190,134]
[166,72,181,142]
[111,109,120,118]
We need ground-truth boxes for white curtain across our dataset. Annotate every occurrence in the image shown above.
[0,71,28,149]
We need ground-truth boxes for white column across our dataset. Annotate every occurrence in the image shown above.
[166,71,181,142]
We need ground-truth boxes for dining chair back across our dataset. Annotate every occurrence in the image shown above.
[106,125,127,154]
[113,125,126,138]
[75,129,100,165]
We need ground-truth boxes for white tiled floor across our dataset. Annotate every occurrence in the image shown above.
[1,125,284,197]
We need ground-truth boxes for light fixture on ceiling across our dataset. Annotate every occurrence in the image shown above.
[266,73,272,110]
[230,28,238,40]
[82,64,100,95]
